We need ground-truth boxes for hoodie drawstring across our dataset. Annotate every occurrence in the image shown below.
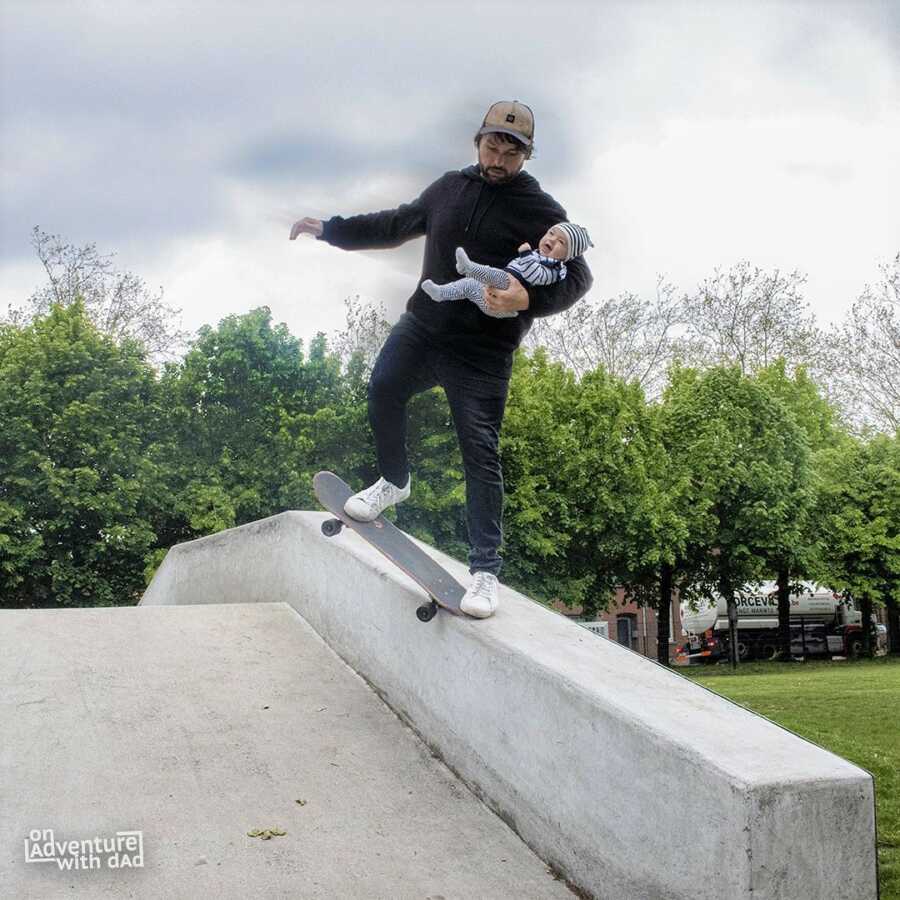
[463,164,528,238]
[470,191,497,239]
[464,181,484,235]
[464,178,499,239]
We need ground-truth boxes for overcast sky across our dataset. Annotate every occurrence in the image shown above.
[1,0,898,350]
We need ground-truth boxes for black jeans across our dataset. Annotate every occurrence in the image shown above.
[367,314,509,576]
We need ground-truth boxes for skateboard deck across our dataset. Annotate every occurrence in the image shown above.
[312,471,465,621]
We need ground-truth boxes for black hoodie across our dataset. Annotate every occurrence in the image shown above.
[318,164,593,378]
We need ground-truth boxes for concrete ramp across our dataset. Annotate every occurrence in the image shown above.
[1,603,574,899]
[138,511,878,899]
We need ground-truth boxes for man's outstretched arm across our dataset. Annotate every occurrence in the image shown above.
[289,178,442,251]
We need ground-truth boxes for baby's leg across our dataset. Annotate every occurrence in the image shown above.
[422,277,517,318]
[455,248,511,290]
[421,277,484,303]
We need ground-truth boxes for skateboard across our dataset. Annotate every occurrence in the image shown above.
[312,471,465,622]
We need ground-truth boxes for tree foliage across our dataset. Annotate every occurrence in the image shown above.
[5,227,189,363]
[0,302,166,606]
[500,350,675,613]
[1,285,893,649]
[823,254,900,433]
[679,262,820,375]
[524,277,682,399]
[329,295,391,378]
[659,364,811,666]
[158,307,347,527]
[500,351,593,605]
[814,432,900,610]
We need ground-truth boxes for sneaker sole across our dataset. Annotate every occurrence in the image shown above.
[460,602,497,619]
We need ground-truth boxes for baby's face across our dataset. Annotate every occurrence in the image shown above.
[538,227,569,260]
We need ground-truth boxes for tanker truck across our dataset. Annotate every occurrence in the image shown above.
[677,581,869,663]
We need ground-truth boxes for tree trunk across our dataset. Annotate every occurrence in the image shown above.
[887,595,900,656]
[776,568,791,660]
[727,595,739,670]
[860,595,874,658]
[657,564,673,667]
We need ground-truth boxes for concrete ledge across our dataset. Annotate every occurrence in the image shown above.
[141,511,879,900]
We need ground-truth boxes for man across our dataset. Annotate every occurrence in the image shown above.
[290,100,592,618]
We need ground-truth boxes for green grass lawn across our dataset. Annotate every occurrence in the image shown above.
[683,656,899,899]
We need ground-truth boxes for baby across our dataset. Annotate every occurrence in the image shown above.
[421,222,592,318]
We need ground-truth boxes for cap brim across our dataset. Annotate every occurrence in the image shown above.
[477,125,533,148]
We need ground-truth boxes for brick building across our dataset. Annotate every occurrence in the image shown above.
[551,588,688,663]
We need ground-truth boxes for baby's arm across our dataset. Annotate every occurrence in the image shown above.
[518,242,532,252]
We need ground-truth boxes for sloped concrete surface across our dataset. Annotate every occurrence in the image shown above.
[1,603,575,899]
[140,511,879,900]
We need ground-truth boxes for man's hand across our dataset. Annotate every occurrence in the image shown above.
[484,275,529,315]
[290,217,324,240]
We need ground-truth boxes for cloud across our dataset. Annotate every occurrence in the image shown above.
[1,0,898,344]
[0,0,604,261]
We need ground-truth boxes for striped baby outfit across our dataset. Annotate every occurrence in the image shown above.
[421,247,567,319]
[505,249,567,286]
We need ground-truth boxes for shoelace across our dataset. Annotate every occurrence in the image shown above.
[471,572,496,600]
[362,479,394,506]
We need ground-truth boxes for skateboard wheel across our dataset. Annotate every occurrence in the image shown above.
[416,601,438,623]
[321,518,344,537]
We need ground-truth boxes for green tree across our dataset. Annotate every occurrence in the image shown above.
[0,302,166,607]
[158,308,346,533]
[571,365,684,629]
[619,399,694,666]
[660,365,810,666]
[499,351,586,603]
[500,350,664,613]
[815,432,900,656]
[754,360,841,657]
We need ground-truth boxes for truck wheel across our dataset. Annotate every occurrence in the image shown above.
[759,643,779,661]
[736,640,752,661]
[846,636,863,659]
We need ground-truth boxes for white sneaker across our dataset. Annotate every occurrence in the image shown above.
[460,572,499,619]
[344,476,410,522]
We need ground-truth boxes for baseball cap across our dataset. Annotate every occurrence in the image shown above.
[477,100,534,150]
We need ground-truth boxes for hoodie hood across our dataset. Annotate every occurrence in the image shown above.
[460,164,545,238]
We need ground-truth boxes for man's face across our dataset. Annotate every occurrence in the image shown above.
[538,226,569,260]
[477,133,527,184]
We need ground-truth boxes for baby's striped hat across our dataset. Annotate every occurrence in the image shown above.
[556,222,593,261]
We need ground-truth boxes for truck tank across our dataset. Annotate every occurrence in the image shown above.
[681,582,845,634]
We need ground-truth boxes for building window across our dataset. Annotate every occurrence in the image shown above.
[616,614,637,650]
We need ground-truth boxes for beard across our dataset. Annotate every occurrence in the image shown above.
[479,163,519,184]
